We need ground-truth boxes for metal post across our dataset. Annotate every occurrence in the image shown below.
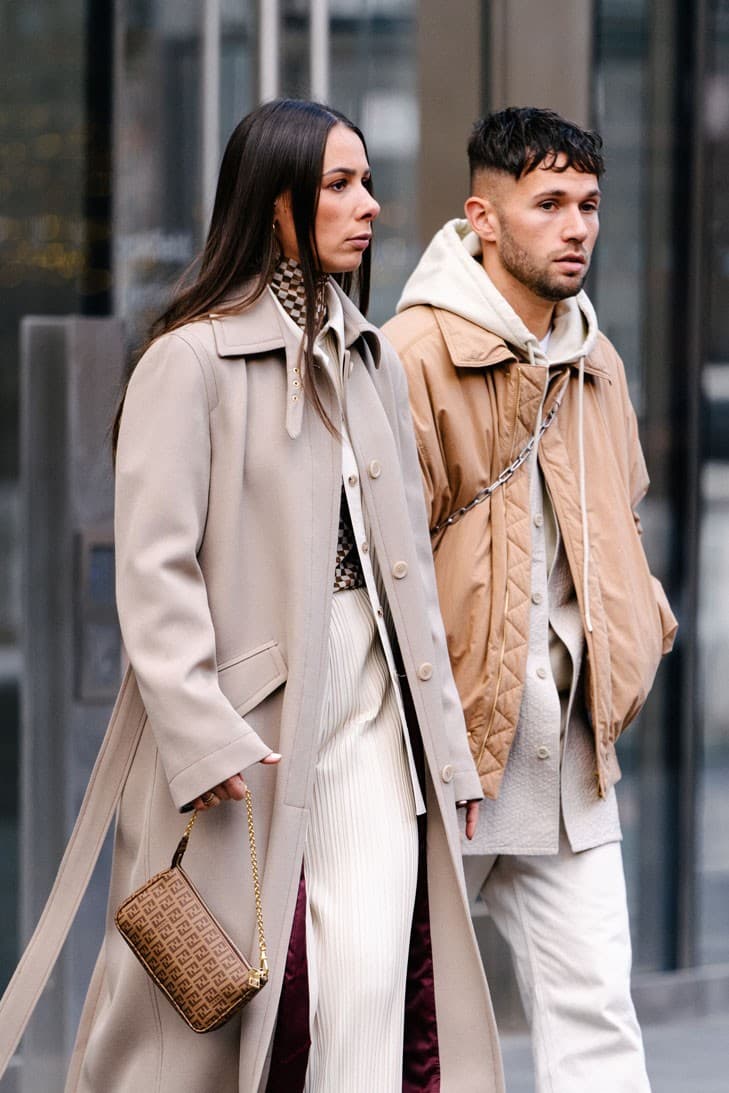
[671,0,707,973]
[417,0,483,244]
[259,0,280,102]
[201,0,221,231]
[310,0,330,103]
[488,0,594,126]
[18,317,125,1090]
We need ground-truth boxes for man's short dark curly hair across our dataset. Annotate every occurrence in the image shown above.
[468,107,605,181]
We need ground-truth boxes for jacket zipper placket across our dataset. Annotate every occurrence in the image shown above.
[475,365,523,762]
[539,424,606,798]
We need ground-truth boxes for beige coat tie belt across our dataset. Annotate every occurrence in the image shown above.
[0,667,145,1079]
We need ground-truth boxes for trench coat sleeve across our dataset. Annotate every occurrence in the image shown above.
[114,332,272,810]
[383,341,483,804]
[605,338,678,655]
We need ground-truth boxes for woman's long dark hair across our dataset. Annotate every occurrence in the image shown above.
[113,99,372,452]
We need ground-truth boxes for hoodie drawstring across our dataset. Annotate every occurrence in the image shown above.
[577,354,593,632]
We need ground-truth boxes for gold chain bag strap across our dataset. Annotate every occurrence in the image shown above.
[115,790,268,1034]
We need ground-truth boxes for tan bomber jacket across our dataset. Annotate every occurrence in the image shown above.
[383,305,678,799]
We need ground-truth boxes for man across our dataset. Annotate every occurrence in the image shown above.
[383,107,677,1092]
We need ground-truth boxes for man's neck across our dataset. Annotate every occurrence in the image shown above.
[481,257,555,341]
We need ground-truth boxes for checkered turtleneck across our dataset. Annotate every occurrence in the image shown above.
[332,492,365,592]
[270,257,364,594]
[270,256,327,331]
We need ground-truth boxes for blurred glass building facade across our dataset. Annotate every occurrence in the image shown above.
[1,0,728,1083]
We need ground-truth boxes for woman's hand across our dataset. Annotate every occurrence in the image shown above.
[192,752,282,811]
[457,799,480,841]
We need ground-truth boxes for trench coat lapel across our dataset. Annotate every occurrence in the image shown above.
[210,284,383,440]
[210,290,310,437]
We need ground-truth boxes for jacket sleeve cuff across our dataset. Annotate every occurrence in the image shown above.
[169,730,272,812]
[453,767,484,803]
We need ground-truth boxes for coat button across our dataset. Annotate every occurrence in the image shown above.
[361,541,369,554]
[441,764,454,783]
[536,666,548,680]
[368,460,382,479]
[417,662,433,681]
[537,745,550,760]
[392,561,408,579]
[348,473,358,487]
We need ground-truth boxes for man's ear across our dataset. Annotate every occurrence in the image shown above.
[465,194,499,244]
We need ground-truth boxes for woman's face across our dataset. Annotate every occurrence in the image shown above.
[275,123,380,273]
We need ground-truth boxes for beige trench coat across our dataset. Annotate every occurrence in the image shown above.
[63,285,503,1092]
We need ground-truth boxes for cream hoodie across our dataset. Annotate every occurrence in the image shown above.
[397,217,598,368]
[397,217,599,633]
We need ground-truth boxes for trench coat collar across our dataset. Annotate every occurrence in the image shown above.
[209,279,382,367]
[209,279,382,439]
[433,307,611,380]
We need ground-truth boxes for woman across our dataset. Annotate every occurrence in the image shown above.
[0,100,503,1093]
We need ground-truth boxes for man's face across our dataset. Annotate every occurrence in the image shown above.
[473,155,601,302]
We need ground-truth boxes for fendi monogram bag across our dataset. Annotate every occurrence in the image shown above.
[115,790,268,1034]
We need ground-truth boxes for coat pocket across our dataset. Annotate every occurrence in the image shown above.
[217,640,287,716]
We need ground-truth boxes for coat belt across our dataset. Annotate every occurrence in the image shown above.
[0,667,145,1078]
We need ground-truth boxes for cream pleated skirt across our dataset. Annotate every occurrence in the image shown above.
[303,587,419,1093]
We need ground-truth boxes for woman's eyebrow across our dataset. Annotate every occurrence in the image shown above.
[322,166,370,177]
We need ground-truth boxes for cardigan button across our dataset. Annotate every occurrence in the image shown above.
[368,460,382,479]
[348,473,358,487]
[537,745,550,760]
[441,764,454,784]
[417,662,433,681]
[392,561,408,579]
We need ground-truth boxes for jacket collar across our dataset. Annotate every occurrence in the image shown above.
[434,308,611,380]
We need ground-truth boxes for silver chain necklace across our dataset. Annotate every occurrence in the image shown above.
[430,375,569,536]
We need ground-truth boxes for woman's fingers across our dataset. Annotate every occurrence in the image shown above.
[193,790,219,811]
[193,756,282,810]
[219,774,247,800]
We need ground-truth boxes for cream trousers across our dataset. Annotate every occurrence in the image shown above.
[464,827,651,1093]
[303,587,418,1093]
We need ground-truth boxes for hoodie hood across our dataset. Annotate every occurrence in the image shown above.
[397,218,599,368]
